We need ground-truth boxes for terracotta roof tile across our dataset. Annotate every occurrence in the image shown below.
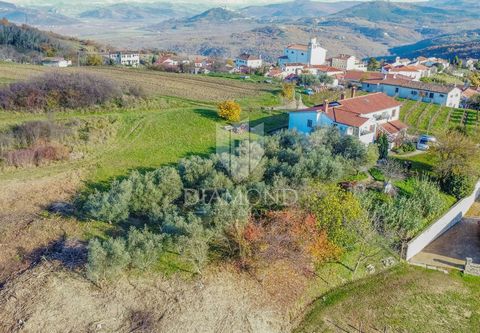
[336,92,403,115]
[324,108,369,127]
[286,44,308,51]
[363,77,460,94]
[380,120,408,134]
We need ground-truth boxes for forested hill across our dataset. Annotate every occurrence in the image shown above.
[390,30,480,59]
[0,19,99,62]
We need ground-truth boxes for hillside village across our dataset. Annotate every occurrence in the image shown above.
[0,3,480,333]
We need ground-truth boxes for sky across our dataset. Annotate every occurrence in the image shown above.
[7,0,427,5]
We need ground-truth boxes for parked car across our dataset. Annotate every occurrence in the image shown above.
[417,134,437,150]
[303,88,314,95]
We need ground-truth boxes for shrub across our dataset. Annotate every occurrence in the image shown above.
[377,133,389,159]
[3,144,69,167]
[217,100,241,122]
[441,173,476,200]
[281,83,295,101]
[12,120,68,147]
[177,218,211,274]
[0,72,124,111]
[86,238,130,283]
[83,167,183,223]
[86,227,164,282]
[83,179,133,223]
[302,183,368,249]
[127,227,164,271]
[410,178,446,218]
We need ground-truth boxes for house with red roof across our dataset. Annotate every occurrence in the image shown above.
[381,64,430,81]
[361,77,462,108]
[288,91,407,145]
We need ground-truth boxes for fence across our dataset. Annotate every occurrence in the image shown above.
[406,180,480,261]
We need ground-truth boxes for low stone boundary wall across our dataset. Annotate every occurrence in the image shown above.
[406,181,480,261]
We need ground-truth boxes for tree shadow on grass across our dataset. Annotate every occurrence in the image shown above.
[192,108,221,121]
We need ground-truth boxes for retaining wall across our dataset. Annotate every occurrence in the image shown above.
[406,181,480,261]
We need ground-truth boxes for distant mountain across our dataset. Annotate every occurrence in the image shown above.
[187,7,246,23]
[331,1,476,23]
[79,3,202,21]
[147,7,250,31]
[390,29,480,59]
[240,0,357,21]
[0,1,77,25]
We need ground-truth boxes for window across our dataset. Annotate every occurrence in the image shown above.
[301,53,304,55]
[440,94,445,98]
[429,92,434,98]
[307,119,313,128]
[395,87,399,93]
[392,109,396,117]
[411,90,418,95]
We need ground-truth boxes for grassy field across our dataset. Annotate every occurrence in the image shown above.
[296,264,480,333]
[0,64,287,184]
[400,99,480,140]
[0,63,276,102]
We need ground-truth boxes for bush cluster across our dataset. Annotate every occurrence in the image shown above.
[81,128,385,281]
[87,227,164,283]
[0,72,142,111]
[358,178,447,253]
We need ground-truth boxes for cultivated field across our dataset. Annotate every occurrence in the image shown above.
[400,99,480,139]
[0,63,274,101]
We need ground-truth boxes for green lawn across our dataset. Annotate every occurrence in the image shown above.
[0,95,288,184]
[296,264,480,333]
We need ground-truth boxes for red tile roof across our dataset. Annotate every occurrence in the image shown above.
[364,77,459,94]
[336,92,402,115]
[388,65,428,72]
[380,120,408,134]
[343,71,412,82]
[462,88,480,99]
[292,93,402,128]
[324,108,369,127]
[305,65,344,73]
[286,44,308,51]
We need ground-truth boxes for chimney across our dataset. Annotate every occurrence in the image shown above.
[340,92,346,100]
[323,99,329,113]
[393,73,397,79]
[383,74,388,80]
[351,87,357,98]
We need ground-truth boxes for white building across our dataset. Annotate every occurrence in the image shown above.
[278,38,327,66]
[235,54,263,69]
[361,77,462,108]
[288,92,406,145]
[109,52,140,67]
[41,57,72,68]
[381,64,430,81]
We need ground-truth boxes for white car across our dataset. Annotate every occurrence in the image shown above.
[417,135,437,151]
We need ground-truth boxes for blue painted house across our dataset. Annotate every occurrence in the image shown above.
[288,92,407,146]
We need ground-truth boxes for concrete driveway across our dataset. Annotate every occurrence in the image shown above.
[410,217,480,270]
